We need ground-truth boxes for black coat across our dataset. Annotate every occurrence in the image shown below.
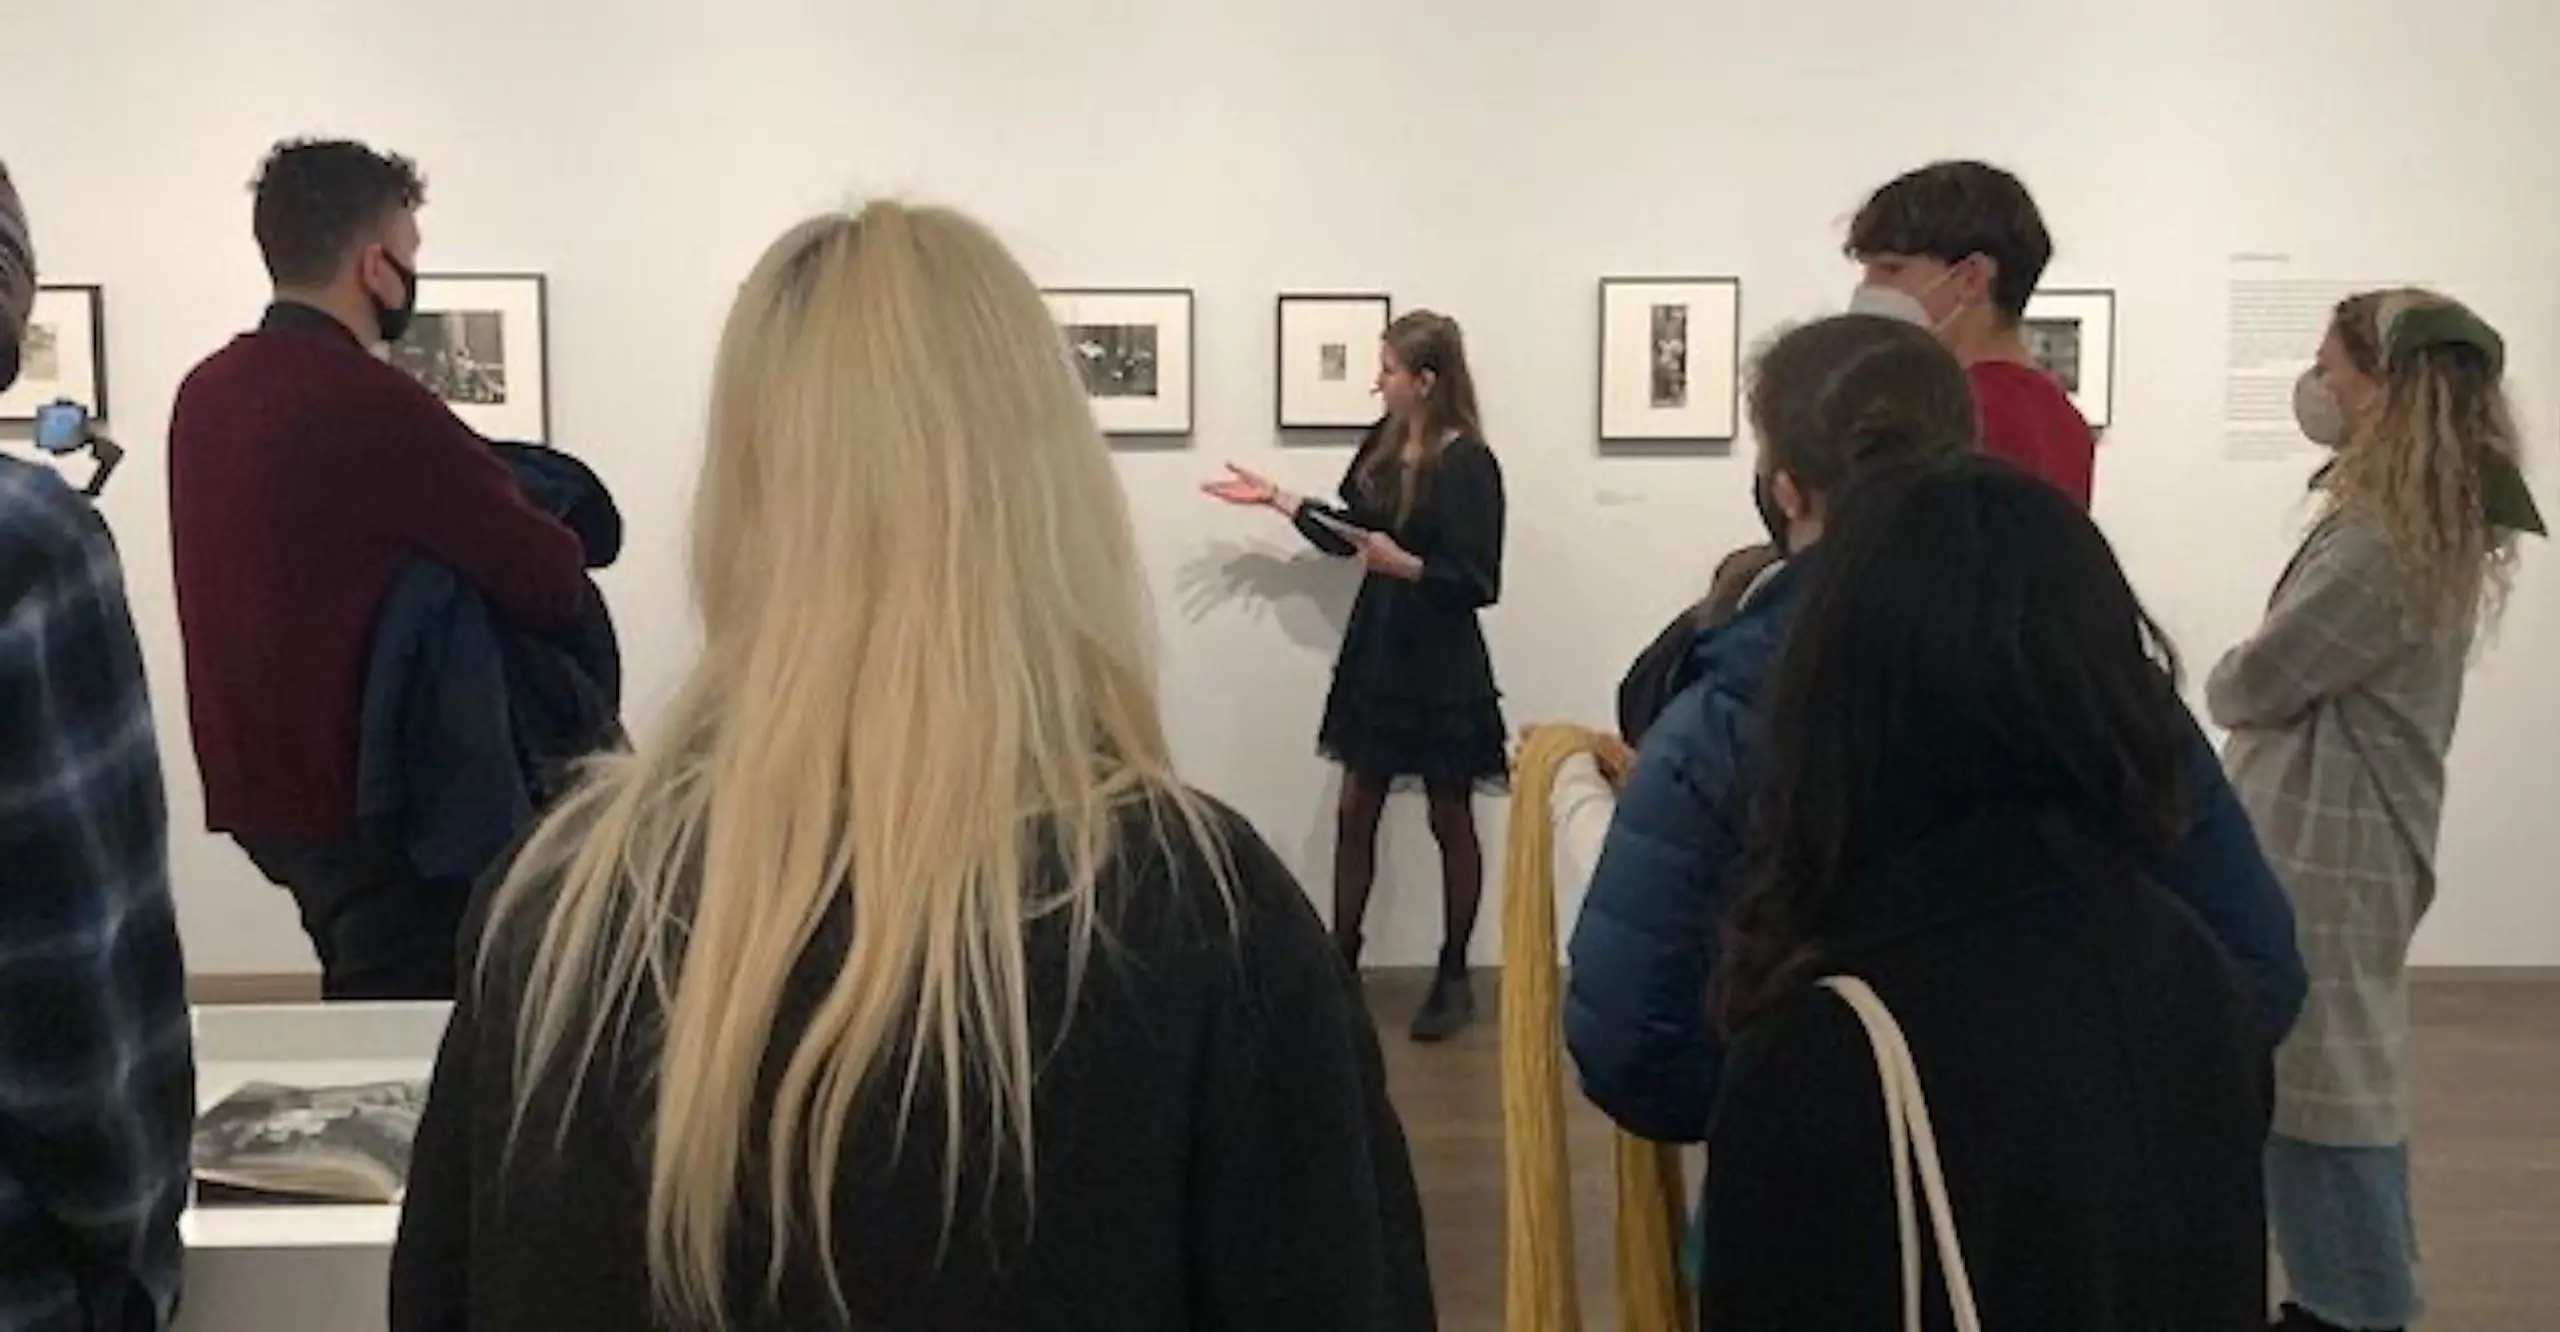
[388,797,1436,1332]
[354,443,622,887]
[1698,810,2271,1331]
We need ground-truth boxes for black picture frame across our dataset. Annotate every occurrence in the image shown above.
[395,272,552,443]
[2020,287,2117,429]
[1043,286,1197,441]
[1274,291,1394,432]
[1,284,109,424]
[1596,275,1742,449]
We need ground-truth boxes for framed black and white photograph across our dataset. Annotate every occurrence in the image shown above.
[2022,288,2116,428]
[1044,288,1195,438]
[1598,276,1740,445]
[386,273,550,442]
[1276,292,1392,430]
[0,285,107,423]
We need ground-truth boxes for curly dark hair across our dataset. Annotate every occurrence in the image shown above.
[251,138,426,286]
[1717,457,2190,1034]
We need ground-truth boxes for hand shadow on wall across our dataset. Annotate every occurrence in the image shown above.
[1174,541,1355,656]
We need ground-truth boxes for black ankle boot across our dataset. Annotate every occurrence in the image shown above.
[2274,1303,2391,1332]
[1409,948,1476,1042]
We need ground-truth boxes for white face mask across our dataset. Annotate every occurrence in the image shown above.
[2293,367,2348,448]
[1848,283,1931,326]
[1848,266,1962,332]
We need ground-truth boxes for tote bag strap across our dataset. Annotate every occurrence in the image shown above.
[1818,976,1984,1332]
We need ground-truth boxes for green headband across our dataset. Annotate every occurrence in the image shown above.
[2482,449,2546,537]
[2306,450,2545,538]
[2383,302,2505,379]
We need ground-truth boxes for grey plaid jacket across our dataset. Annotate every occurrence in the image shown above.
[2208,512,2465,1146]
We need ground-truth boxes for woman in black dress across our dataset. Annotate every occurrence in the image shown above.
[1205,310,1507,1040]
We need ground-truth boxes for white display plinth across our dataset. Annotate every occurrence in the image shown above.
[176,1002,450,1332]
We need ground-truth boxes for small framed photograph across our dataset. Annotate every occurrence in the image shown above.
[1,285,108,423]
[1276,292,1392,430]
[1044,288,1195,438]
[2021,288,2116,428]
[387,273,551,442]
[1597,276,1741,446]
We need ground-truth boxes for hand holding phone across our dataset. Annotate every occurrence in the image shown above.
[27,400,123,498]
[33,400,89,455]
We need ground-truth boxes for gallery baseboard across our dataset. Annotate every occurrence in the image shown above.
[189,973,323,1005]
[184,964,2560,1008]
[2407,965,2560,983]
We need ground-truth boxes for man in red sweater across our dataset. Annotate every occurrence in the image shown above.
[169,140,586,999]
[1844,161,2096,508]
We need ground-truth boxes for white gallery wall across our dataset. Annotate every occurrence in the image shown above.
[4,0,2556,972]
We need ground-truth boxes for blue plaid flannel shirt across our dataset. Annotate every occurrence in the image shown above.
[0,458,193,1330]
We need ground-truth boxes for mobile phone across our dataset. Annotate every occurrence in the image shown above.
[33,400,89,456]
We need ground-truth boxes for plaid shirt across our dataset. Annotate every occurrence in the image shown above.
[0,458,193,1330]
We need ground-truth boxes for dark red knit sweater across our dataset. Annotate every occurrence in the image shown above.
[168,304,586,841]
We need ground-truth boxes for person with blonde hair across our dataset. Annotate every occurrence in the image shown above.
[2213,288,2542,1332]
[387,203,1434,1332]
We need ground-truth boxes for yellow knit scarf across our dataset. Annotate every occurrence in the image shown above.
[1503,725,1694,1331]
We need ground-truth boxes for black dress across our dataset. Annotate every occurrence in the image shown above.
[1295,427,1508,791]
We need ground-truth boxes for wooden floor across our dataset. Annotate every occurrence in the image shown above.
[1370,973,2560,1332]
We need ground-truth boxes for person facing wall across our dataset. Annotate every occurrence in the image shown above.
[1564,313,2307,1150]
[1202,311,1508,1042]
[1699,455,2271,1328]
[168,139,589,1000]
[388,201,1435,1332]
[0,159,196,1332]
[2212,288,2542,1332]
[1845,159,2097,508]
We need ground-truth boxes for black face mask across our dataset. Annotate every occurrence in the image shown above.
[0,333,18,396]
[373,253,420,345]
[1752,471,1790,556]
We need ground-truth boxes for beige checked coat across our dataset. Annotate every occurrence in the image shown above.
[2207,513,2468,1146]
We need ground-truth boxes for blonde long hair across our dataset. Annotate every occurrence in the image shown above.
[485,202,1226,1327]
[2326,287,2523,633]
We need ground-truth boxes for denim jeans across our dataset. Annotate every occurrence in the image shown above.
[2267,1135,2421,1329]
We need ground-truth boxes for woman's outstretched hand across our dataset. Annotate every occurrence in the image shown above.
[1202,463,1279,507]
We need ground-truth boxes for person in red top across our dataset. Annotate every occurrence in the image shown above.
[1844,160,2096,508]
[168,139,586,999]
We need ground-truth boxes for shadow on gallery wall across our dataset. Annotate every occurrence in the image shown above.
[1274,426,1370,450]
[1105,432,1195,454]
[1175,540,1355,656]
[1594,436,1739,460]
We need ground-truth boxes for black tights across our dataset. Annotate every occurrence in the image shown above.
[1331,770,1482,970]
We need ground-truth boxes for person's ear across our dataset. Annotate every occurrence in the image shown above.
[356,243,391,300]
[1959,253,1998,307]
[1416,367,1437,399]
[1774,470,1812,523]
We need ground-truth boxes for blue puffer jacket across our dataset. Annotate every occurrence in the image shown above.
[1564,553,2310,1145]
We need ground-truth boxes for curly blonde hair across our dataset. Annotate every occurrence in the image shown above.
[2323,288,2522,635]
